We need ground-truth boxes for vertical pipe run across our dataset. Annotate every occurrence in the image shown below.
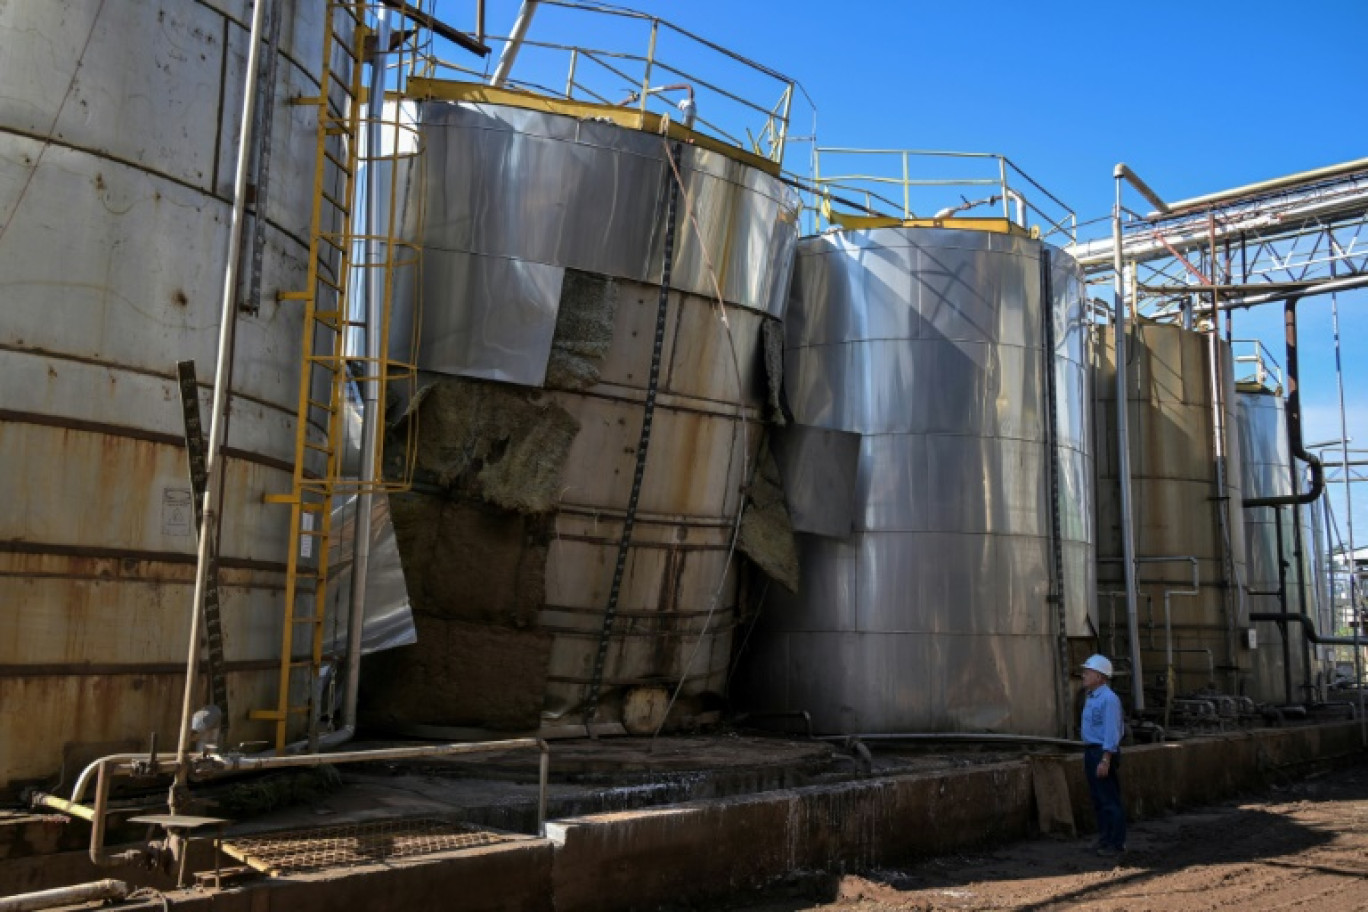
[175,0,271,803]
[1206,214,1240,693]
[339,9,392,739]
[1275,509,1293,705]
[1112,174,1145,712]
[1331,284,1367,741]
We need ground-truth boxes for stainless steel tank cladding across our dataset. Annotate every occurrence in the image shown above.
[397,99,799,385]
[378,93,801,731]
[0,0,331,789]
[1236,390,1327,701]
[735,227,1094,737]
[1094,324,1249,696]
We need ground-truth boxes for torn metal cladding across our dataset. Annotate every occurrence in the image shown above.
[735,228,1095,737]
[0,0,339,790]
[384,93,802,731]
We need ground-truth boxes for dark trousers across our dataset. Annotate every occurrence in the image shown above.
[1083,746,1126,850]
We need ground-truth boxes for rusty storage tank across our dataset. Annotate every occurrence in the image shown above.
[1094,323,1250,699]
[730,226,1094,737]
[0,1,331,790]
[362,82,801,735]
[1236,389,1327,703]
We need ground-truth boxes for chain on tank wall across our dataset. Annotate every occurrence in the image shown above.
[729,227,1094,737]
[364,96,802,734]
[0,0,340,790]
[1093,324,1250,698]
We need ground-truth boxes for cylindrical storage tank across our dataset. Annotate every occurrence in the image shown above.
[1236,389,1323,703]
[0,1,331,791]
[1094,324,1249,698]
[363,89,800,734]
[730,227,1094,737]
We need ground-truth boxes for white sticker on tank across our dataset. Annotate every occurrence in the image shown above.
[301,513,314,559]
[163,487,193,537]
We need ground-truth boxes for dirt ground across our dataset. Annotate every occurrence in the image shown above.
[726,758,1368,912]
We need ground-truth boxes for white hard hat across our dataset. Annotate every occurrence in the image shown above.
[1082,654,1113,677]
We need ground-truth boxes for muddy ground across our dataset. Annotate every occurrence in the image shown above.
[725,757,1368,911]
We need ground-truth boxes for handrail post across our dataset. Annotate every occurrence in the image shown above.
[902,151,910,219]
[565,47,578,99]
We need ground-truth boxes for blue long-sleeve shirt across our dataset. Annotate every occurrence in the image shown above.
[1081,683,1123,753]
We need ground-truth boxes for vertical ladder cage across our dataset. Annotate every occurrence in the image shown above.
[252,0,428,752]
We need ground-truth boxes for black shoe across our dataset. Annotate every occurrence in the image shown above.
[1096,846,1122,858]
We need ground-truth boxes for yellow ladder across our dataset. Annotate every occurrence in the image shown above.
[253,1,370,752]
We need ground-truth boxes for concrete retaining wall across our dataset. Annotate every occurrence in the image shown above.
[3,723,1363,911]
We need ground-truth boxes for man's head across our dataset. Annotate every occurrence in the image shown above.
[1081,654,1112,690]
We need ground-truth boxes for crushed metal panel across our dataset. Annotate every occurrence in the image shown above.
[769,424,861,538]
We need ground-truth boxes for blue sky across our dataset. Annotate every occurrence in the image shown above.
[445,0,1368,548]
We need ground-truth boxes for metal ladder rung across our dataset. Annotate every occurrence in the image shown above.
[314,271,345,294]
[320,189,350,216]
[329,31,362,58]
[305,354,346,371]
[303,441,334,456]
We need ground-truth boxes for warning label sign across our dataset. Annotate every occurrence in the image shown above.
[163,487,194,537]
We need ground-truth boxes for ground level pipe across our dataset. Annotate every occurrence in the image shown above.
[817,733,1086,749]
[0,880,128,912]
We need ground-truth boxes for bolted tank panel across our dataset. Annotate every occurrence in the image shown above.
[1094,324,1249,698]
[730,227,1094,737]
[1236,390,1327,703]
[0,0,335,790]
[365,94,801,734]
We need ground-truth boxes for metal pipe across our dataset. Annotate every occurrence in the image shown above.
[41,740,554,869]
[378,0,488,55]
[1112,170,1145,711]
[1204,214,1240,692]
[489,0,538,87]
[816,733,1087,749]
[1164,156,1368,214]
[89,761,144,868]
[1243,298,1325,508]
[1114,163,1171,214]
[1332,281,1368,742]
[174,0,271,808]
[1251,611,1368,647]
[0,881,128,912]
[1006,188,1026,226]
[333,5,393,749]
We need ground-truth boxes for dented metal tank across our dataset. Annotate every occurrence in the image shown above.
[366,86,801,734]
[0,0,332,791]
[731,226,1094,737]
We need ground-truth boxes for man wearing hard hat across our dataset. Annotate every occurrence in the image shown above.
[1080,654,1126,857]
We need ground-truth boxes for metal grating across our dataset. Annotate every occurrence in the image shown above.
[221,817,523,875]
